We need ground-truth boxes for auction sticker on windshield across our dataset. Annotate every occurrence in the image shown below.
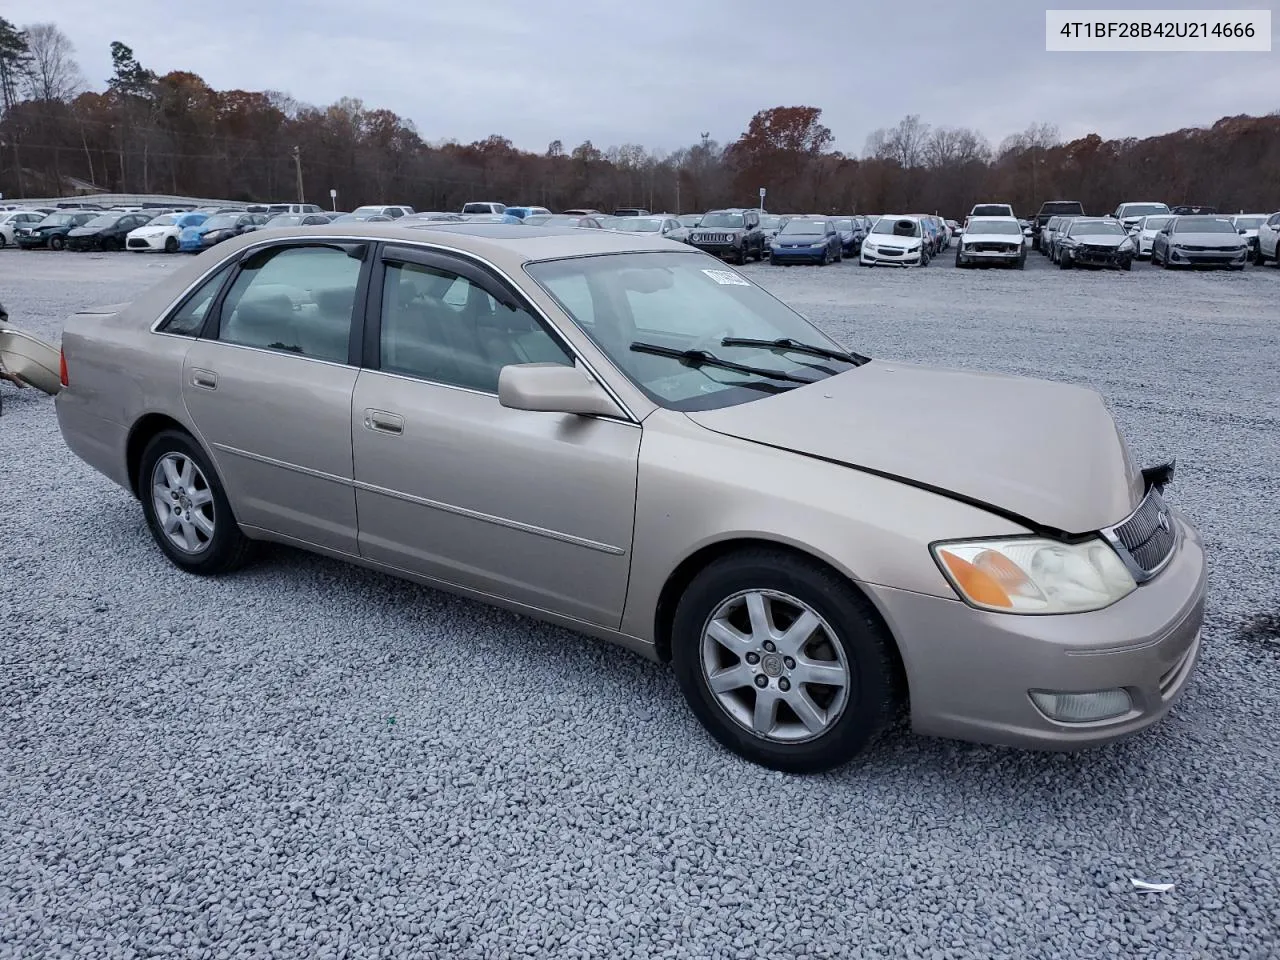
[1046,10,1270,51]
[703,269,750,285]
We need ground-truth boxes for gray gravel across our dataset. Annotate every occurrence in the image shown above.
[2,247,1279,959]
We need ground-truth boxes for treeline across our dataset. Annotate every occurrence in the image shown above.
[2,20,1280,217]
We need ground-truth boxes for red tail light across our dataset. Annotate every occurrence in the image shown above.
[59,348,68,387]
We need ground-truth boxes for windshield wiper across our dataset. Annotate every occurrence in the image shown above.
[629,342,820,385]
[720,336,869,365]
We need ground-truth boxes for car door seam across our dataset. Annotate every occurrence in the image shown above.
[215,440,626,555]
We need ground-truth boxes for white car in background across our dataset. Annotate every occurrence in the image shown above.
[1130,214,1174,259]
[1112,201,1170,231]
[1256,211,1280,265]
[860,214,929,266]
[0,210,46,248]
[1230,213,1269,263]
[954,216,1026,268]
[125,212,209,253]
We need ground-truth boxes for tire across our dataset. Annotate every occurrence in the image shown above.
[670,548,900,773]
[835,246,843,263]
[138,429,253,576]
[769,254,778,266]
[1059,251,1072,270]
[955,252,964,268]
[818,248,829,266]
[0,234,7,249]
[1162,250,1175,270]
[1121,258,1131,271]
[164,235,178,253]
[919,250,929,267]
[49,234,66,251]
[101,237,120,252]
[1016,255,1026,270]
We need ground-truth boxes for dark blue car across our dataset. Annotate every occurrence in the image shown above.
[769,217,843,265]
[834,217,865,256]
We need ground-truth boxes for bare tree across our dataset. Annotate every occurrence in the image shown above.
[21,22,82,101]
[925,126,992,167]
[865,114,931,168]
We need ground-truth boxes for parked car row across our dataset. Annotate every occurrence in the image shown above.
[1036,211,1258,271]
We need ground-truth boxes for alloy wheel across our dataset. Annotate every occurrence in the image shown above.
[151,452,216,554]
[699,589,850,743]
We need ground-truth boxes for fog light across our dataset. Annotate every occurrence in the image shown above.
[1029,688,1132,723]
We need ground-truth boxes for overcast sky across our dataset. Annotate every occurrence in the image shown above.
[8,0,1278,155]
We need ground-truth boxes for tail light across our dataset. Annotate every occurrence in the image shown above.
[59,348,68,387]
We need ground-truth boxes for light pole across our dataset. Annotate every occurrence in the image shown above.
[291,145,304,203]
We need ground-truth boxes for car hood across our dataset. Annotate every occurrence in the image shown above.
[962,231,1023,243]
[67,227,101,236]
[1068,234,1128,248]
[1171,232,1246,245]
[865,235,919,248]
[693,226,744,235]
[685,360,1144,535]
[130,226,173,237]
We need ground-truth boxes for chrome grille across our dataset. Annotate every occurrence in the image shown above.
[696,232,732,243]
[1104,487,1177,579]
[974,242,1017,252]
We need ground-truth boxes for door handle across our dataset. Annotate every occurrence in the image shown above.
[191,368,218,390]
[363,408,404,435]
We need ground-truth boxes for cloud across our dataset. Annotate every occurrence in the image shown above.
[6,0,1277,154]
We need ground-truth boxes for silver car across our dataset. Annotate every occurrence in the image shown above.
[1150,216,1249,270]
[56,222,1206,772]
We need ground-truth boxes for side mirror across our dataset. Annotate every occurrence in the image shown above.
[498,362,623,418]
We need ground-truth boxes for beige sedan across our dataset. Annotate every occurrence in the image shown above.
[56,223,1206,772]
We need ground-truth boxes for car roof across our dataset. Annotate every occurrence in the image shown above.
[210,221,684,267]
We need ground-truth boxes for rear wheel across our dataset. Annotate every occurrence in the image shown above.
[138,430,253,575]
[671,549,900,773]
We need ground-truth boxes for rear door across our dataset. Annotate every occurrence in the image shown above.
[350,244,640,627]
[181,239,371,554]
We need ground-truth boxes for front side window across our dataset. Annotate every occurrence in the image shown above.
[160,262,235,336]
[528,251,858,411]
[217,244,363,362]
[379,259,572,393]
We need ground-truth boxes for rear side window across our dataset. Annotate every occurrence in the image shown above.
[159,262,235,336]
[216,245,364,362]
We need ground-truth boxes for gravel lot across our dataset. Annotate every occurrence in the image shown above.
[2,247,1278,959]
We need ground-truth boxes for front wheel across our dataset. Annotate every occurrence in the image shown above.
[138,430,253,576]
[1059,251,1072,269]
[164,236,178,253]
[101,237,121,253]
[49,235,66,251]
[670,549,900,773]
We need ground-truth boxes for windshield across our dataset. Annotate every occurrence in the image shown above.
[148,214,179,226]
[759,215,781,229]
[678,215,701,227]
[1233,216,1265,229]
[202,214,239,229]
[614,218,664,233]
[1141,216,1172,230]
[526,251,856,411]
[835,219,854,231]
[968,220,1022,235]
[972,205,1010,216]
[1174,218,1235,234]
[352,206,386,216]
[41,213,76,226]
[780,220,825,236]
[871,218,921,237]
[1121,204,1169,217]
[268,215,305,227]
[84,213,125,228]
[1069,220,1126,236]
[700,213,745,228]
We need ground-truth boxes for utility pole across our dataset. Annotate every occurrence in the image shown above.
[291,145,304,203]
[675,174,681,215]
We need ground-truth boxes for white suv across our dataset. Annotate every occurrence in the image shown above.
[1256,212,1280,265]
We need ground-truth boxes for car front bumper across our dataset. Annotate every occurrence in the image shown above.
[15,233,51,248]
[770,246,828,263]
[861,246,923,266]
[958,246,1021,265]
[867,512,1206,750]
[1167,248,1248,268]
[1066,248,1132,268]
[64,236,101,251]
[127,234,170,252]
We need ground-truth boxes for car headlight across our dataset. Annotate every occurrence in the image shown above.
[863,242,876,252]
[1118,239,1133,252]
[932,537,1137,614]
[908,243,921,251]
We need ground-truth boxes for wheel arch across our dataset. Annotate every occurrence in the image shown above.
[125,413,195,498]
[651,536,910,702]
